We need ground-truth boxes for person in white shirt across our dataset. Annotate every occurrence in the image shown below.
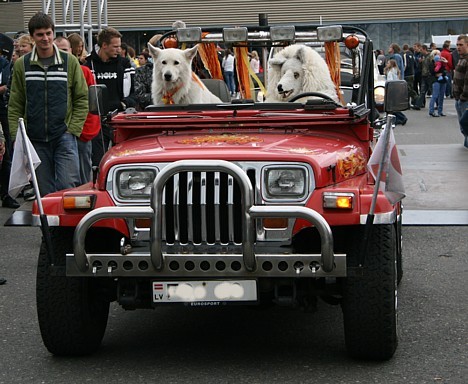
[222,49,236,96]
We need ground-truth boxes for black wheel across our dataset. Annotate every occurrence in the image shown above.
[36,227,110,356]
[341,224,398,360]
[396,214,403,285]
[288,91,337,103]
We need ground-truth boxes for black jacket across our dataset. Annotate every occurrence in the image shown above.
[85,49,136,112]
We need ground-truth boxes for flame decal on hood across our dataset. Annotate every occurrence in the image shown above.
[337,148,366,178]
[178,134,263,145]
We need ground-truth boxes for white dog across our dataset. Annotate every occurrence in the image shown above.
[148,44,222,105]
[266,44,339,103]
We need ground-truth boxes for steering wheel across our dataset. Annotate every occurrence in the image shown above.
[288,92,336,103]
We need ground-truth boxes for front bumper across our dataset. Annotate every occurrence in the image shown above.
[67,160,346,278]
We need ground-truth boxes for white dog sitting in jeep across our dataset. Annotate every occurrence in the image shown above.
[266,44,339,103]
[148,44,222,105]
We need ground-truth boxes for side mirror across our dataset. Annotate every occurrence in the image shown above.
[384,80,409,112]
[88,84,109,116]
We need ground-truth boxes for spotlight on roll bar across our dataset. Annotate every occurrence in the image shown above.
[317,25,343,42]
[177,27,202,43]
[223,27,248,43]
[270,26,296,42]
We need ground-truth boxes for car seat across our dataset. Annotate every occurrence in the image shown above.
[200,79,231,102]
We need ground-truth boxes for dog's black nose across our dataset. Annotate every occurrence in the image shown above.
[164,73,172,81]
[277,84,283,92]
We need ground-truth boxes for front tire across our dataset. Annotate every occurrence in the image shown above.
[341,224,398,360]
[36,228,110,356]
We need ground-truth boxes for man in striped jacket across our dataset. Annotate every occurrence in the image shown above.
[8,12,88,197]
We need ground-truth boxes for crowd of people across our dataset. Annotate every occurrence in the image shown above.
[0,15,467,216]
[0,15,467,285]
[376,36,468,147]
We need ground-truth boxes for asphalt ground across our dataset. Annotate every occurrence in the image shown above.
[392,97,468,224]
[0,97,467,383]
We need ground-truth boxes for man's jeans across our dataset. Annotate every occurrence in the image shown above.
[404,75,418,103]
[455,99,468,147]
[77,139,92,185]
[415,76,432,108]
[224,71,236,94]
[429,82,447,115]
[445,73,452,97]
[33,132,80,196]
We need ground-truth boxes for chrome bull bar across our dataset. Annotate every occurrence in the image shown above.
[73,160,336,274]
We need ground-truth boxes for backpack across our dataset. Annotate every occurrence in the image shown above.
[421,55,433,77]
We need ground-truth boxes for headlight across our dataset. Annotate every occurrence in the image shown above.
[374,85,385,105]
[117,169,156,198]
[263,167,307,201]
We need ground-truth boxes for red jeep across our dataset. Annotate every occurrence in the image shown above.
[31,24,407,359]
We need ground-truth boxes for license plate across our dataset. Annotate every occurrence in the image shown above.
[152,280,257,303]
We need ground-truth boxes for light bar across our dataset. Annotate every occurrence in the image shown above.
[177,27,202,43]
[223,27,248,43]
[317,25,343,42]
[270,26,296,42]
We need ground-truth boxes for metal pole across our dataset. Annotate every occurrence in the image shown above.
[18,119,54,261]
[358,113,394,267]
[259,13,269,99]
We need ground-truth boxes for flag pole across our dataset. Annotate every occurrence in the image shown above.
[358,113,394,268]
[18,118,54,261]
[369,114,394,218]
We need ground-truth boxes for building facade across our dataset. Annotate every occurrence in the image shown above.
[1,0,467,53]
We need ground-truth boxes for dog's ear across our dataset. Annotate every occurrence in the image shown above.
[148,43,162,60]
[269,56,286,68]
[295,47,306,64]
[184,45,198,62]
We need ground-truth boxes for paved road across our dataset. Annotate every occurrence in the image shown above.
[0,98,467,383]
[0,219,466,383]
[393,98,468,224]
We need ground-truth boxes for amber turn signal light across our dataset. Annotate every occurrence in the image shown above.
[323,192,354,209]
[63,195,95,210]
[263,218,289,229]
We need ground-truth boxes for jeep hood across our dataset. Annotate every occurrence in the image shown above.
[101,131,368,187]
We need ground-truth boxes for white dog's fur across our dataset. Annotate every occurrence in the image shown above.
[148,44,222,105]
[266,44,339,103]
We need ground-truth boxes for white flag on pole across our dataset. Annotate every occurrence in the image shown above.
[367,125,405,204]
[8,124,41,199]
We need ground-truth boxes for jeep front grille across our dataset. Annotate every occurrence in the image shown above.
[162,170,256,245]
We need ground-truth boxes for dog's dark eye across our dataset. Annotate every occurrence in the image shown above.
[161,60,167,65]
[174,61,180,65]
[294,72,300,79]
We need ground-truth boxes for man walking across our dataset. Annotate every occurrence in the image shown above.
[452,35,468,148]
[8,12,88,196]
[402,44,418,107]
[440,40,454,98]
[84,27,136,166]
[414,45,432,109]
[0,49,20,207]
